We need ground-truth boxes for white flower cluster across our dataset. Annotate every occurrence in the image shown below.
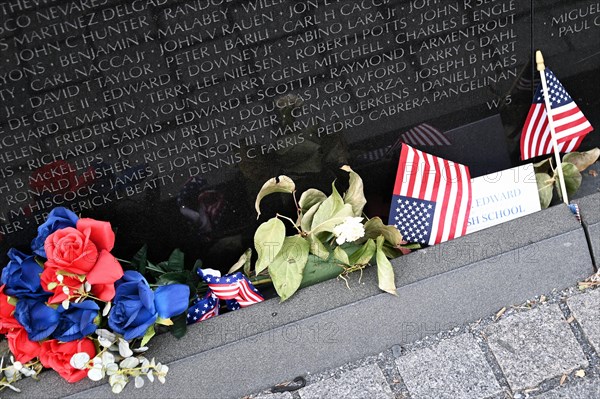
[333,217,365,245]
[0,355,38,393]
[70,330,169,394]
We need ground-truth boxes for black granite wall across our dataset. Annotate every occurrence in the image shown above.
[0,0,598,267]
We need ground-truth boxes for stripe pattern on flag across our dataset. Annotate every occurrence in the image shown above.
[198,269,264,308]
[520,69,593,160]
[388,144,472,245]
[401,123,451,147]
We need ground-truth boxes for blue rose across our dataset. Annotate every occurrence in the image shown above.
[31,207,79,258]
[53,300,99,342]
[1,249,50,300]
[15,298,60,341]
[108,271,189,340]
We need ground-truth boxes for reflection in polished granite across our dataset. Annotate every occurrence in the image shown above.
[0,0,597,269]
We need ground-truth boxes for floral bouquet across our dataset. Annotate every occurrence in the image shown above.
[253,165,417,301]
[0,208,190,394]
[0,165,402,394]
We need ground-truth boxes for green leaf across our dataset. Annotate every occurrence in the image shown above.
[255,175,295,218]
[167,249,185,272]
[307,234,329,260]
[555,162,582,199]
[563,148,600,172]
[156,317,174,326]
[7,295,17,306]
[192,259,203,275]
[348,239,376,266]
[131,245,148,274]
[157,271,193,286]
[268,236,310,301]
[298,189,327,212]
[311,183,345,230]
[376,236,397,295]
[150,261,168,273]
[341,165,367,216]
[254,218,286,275]
[363,217,403,246]
[310,204,354,235]
[333,246,350,265]
[141,325,155,347]
[533,158,552,174]
[301,202,321,232]
[536,172,554,209]
[170,313,188,339]
[299,254,345,290]
[381,244,402,259]
[228,248,253,275]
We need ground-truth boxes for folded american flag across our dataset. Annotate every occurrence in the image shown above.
[521,69,593,160]
[389,144,472,245]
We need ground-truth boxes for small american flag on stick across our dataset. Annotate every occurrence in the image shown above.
[388,144,472,246]
[520,69,593,160]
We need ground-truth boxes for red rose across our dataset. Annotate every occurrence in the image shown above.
[0,285,21,334]
[43,218,123,302]
[39,338,96,383]
[7,327,41,363]
[45,227,98,274]
[86,250,125,301]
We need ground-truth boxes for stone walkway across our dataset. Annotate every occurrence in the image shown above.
[246,276,600,399]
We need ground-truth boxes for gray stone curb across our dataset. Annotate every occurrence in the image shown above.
[577,192,600,268]
[5,204,594,398]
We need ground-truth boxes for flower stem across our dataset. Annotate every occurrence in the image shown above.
[249,277,272,286]
[276,213,302,234]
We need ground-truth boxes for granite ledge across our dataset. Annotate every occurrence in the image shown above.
[4,203,593,398]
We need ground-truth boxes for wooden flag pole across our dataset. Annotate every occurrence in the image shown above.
[536,50,569,204]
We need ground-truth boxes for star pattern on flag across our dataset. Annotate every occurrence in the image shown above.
[534,71,572,108]
[392,196,436,245]
[187,291,219,324]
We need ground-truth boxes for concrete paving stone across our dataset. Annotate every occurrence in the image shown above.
[395,334,502,399]
[568,288,600,353]
[484,304,588,391]
[532,376,600,399]
[298,364,393,399]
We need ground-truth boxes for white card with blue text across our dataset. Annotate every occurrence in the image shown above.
[466,164,541,234]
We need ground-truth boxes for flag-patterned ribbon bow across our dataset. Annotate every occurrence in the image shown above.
[187,269,264,325]
[187,291,219,324]
[198,269,264,308]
